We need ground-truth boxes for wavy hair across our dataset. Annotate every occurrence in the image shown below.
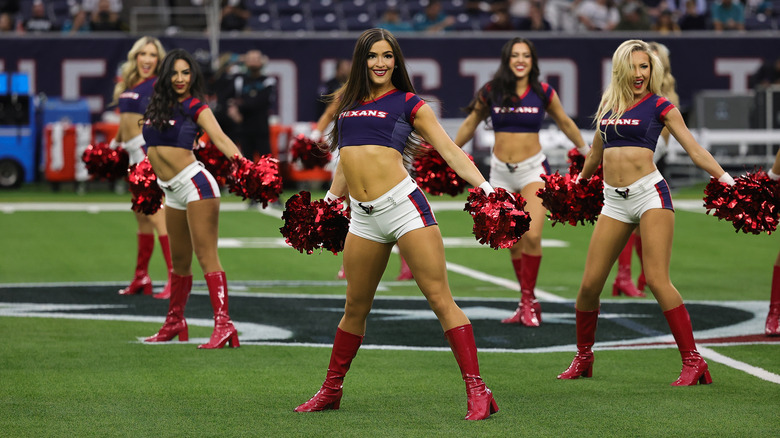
[464,38,548,122]
[144,49,206,131]
[111,36,165,105]
[648,41,679,106]
[325,28,425,165]
[595,39,664,137]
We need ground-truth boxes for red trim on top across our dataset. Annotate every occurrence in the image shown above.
[409,99,425,125]
[361,88,398,105]
[517,85,531,99]
[626,93,653,111]
[659,103,674,121]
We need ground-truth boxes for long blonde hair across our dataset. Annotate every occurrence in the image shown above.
[595,40,664,135]
[648,41,679,107]
[111,36,166,105]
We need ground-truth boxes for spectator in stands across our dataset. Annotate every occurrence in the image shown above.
[517,1,552,31]
[750,57,780,87]
[220,0,249,32]
[230,50,276,165]
[653,9,681,34]
[576,0,620,31]
[22,0,58,33]
[677,0,707,30]
[558,39,735,386]
[484,8,516,30]
[69,0,121,32]
[143,48,243,349]
[0,10,14,32]
[88,0,121,31]
[711,0,745,31]
[614,0,652,31]
[61,2,90,32]
[412,0,455,32]
[376,7,414,32]
[0,0,19,28]
[316,59,351,118]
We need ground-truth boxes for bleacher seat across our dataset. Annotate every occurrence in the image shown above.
[249,12,278,31]
[247,0,274,14]
[309,0,338,15]
[343,13,374,31]
[311,12,342,31]
[452,13,477,31]
[276,0,307,15]
[340,0,374,18]
[278,12,311,31]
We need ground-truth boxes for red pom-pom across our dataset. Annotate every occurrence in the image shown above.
[537,172,604,226]
[290,134,331,169]
[463,187,530,249]
[567,147,585,176]
[704,171,779,235]
[194,141,232,187]
[127,157,163,215]
[566,147,603,179]
[412,143,472,196]
[279,191,350,254]
[81,142,129,181]
[227,155,283,207]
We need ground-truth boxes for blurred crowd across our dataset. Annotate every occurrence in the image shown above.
[0,0,778,34]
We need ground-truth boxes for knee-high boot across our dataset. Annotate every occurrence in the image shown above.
[144,272,192,342]
[558,309,599,379]
[502,254,542,326]
[294,327,364,412]
[396,256,414,280]
[198,271,240,349]
[664,304,712,386]
[612,234,645,297]
[153,234,173,300]
[635,234,646,291]
[765,265,780,336]
[119,232,154,295]
[445,324,498,421]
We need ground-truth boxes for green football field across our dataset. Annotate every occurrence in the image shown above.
[0,182,778,437]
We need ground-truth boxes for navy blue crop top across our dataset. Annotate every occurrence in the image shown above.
[601,93,674,152]
[117,78,155,114]
[337,89,424,154]
[478,82,555,133]
[142,97,207,151]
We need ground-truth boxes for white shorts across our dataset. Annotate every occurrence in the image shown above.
[349,176,437,244]
[601,170,674,224]
[489,150,551,192]
[157,161,220,210]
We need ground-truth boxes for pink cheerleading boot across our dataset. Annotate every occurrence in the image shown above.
[144,272,192,342]
[198,271,240,349]
[119,232,154,295]
[445,324,499,420]
[664,304,713,386]
[558,309,599,379]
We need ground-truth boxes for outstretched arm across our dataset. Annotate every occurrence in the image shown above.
[197,108,243,160]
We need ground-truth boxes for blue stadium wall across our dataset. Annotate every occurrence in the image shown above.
[0,33,776,127]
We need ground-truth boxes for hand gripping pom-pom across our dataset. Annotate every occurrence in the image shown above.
[227,155,284,207]
[567,147,586,176]
[290,133,332,169]
[412,143,473,196]
[703,170,779,235]
[194,141,233,187]
[82,142,129,181]
[536,171,604,226]
[463,187,531,249]
[279,191,350,254]
[127,158,163,215]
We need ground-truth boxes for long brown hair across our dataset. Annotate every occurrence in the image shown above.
[464,38,548,122]
[325,28,425,163]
